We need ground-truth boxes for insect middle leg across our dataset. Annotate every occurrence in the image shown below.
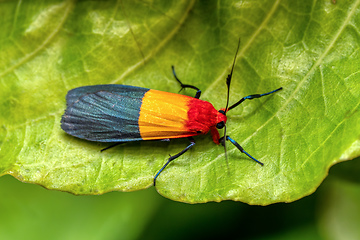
[171,66,201,99]
[153,137,196,186]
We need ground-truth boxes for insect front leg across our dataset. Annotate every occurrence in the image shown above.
[153,137,196,186]
[171,66,201,99]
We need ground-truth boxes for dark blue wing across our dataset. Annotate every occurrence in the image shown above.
[61,85,149,142]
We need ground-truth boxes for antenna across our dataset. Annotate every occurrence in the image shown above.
[222,39,241,167]
[224,38,241,114]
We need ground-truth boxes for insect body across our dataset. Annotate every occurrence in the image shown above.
[61,41,282,186]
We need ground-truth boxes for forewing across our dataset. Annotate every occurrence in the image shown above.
[61,85,148,142]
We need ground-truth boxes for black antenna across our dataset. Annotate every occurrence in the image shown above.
[222,39,241,167]
[224,38,241,114]
[219,40,282,170]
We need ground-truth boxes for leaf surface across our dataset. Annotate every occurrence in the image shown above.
[0,0,359,204]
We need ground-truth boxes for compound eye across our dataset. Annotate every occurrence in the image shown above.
[216,121,225,129]
[218,110,226,115]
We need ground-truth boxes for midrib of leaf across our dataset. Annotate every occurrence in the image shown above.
[0,0,74,79]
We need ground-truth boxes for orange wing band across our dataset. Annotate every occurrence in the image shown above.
[138,89,196,140]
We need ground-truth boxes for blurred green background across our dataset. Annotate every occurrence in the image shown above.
[1,157,359,239]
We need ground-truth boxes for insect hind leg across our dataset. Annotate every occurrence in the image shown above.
[172,66,201,99]
[153,137,196,186]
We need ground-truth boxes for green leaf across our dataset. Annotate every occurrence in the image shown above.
[0,0,359,204]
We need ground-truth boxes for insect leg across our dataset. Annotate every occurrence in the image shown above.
[171,66,201,99]
[154,137,196,186]
[222,136,264,166]
[100,143,124,152]
[101,139,170,152]
[228,87,282,111]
